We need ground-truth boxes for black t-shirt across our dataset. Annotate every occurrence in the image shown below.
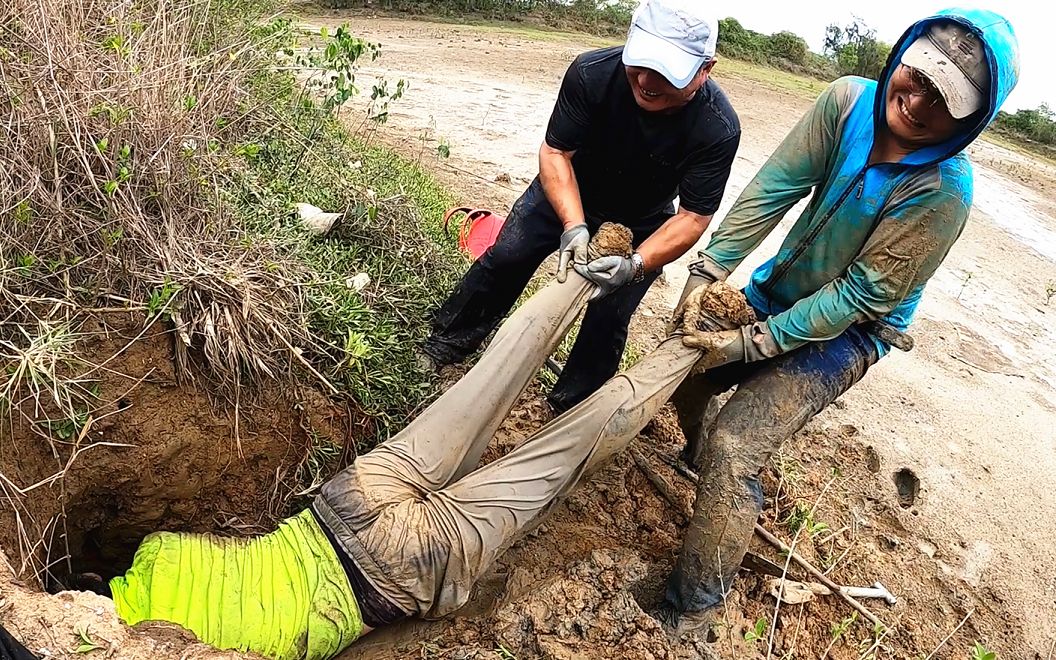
[545,46,740,227]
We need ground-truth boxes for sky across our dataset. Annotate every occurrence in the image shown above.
[722,1,1052,113]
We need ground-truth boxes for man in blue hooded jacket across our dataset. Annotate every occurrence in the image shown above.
[660,8,1020,624]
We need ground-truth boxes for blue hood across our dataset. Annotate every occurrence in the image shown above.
[875,7,1021,167]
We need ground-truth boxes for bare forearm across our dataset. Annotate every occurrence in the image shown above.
[637,210,712,271]
[538,144,586,230]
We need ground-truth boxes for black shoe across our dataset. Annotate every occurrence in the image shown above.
[66,572,111,597]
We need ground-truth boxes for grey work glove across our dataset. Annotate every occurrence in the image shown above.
[574,253,640,300]
[684,322,781,371]
[557,223,590,283]
[669,253,733,334]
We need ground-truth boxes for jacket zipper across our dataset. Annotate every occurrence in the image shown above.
[760,168,867,296]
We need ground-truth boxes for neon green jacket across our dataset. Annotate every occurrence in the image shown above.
[110,509,363,660]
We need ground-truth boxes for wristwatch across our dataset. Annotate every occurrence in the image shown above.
[631,252,645,283]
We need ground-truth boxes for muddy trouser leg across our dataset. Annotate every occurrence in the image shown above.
[663,327,879,615]
[548,269,661,412]
[342,337,701,618]
[315,274,593,613]
[424,178,562,365]
[671,362,752,468]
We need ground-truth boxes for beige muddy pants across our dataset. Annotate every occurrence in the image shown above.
[313,275,700,618]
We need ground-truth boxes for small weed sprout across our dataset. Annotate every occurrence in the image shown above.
[744,616,767,643]
[971,642,996,660]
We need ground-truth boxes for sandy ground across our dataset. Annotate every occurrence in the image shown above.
[314,13,1056,656]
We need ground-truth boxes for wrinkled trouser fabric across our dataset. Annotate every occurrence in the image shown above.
[664,323,879,614]
[424,177,666,412]
[315,274,701,619]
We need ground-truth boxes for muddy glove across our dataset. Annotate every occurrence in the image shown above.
[684,322,781,370]
[574,252,643,300]
[557,223,590,283]
[670,254,732,333]
[110,509,362,660]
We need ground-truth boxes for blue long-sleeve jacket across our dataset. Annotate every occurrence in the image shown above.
[699,8,1020,354]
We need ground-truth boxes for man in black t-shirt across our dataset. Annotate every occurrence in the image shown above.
[424,0,740,412]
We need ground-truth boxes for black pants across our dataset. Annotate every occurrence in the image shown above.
[424,178,668,412]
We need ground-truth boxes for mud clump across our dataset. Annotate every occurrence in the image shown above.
[588,222,634,260]
[686,281,756,331]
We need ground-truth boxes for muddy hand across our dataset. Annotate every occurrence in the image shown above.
[556,223,590,283]
[669,255,732,333]
[672,282,746,338]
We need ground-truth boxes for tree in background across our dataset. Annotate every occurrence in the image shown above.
[768,30,809,66]
[994,104,1056,146]
[823,18,891,80]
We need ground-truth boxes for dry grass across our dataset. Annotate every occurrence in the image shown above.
[0,0,314,411]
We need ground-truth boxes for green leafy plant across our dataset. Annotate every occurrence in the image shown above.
[89,102,132,125]
[101,34,130,58]
[368,77,407,123]
[14,199,33,224]
[102,227,124,247]
[15,252,36,275]
[495,644,516,660]
[73,623,102,653]
[299,24,381,110]
[1045,280,1055,305]
[146,278,181,320]
[235,142,262,160]
[436,139,451,159]
[783,501,830,538]
[744,616,767,643]
[971,642,996,660]
[47,407,90,440]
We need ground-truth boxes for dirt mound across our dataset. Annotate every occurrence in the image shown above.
[0,563,247,659]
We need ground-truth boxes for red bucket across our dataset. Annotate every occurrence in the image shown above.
[443,207,506,260]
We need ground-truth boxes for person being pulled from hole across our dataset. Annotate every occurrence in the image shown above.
[656,8,1020,632]
[97,227,738,660]
[420,0,740,415]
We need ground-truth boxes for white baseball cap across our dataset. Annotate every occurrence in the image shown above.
[901,21,991,119]
[622,0,719,89]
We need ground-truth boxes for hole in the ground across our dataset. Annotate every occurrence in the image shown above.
[893,467,920,508]
[44,504,161,595]
[0,315,353,601]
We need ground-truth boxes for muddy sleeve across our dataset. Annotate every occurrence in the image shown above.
[765,190,970,352]
[700,79,847,272]
[678,132,740,216]
[545,57,594,152]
